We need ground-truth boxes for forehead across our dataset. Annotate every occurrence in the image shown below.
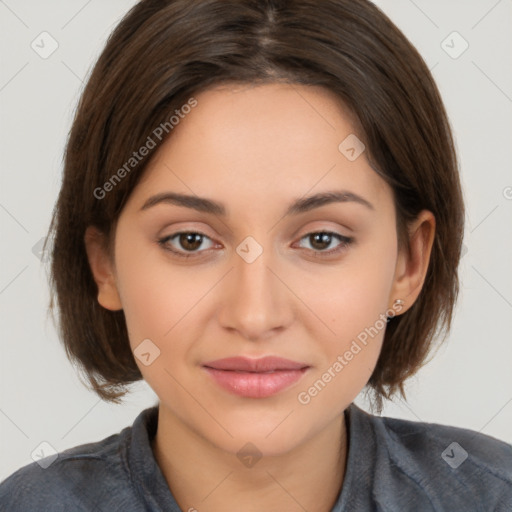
[169,82,361,160]
[127,83,392,218]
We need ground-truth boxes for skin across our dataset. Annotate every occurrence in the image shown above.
[85,83,435,512]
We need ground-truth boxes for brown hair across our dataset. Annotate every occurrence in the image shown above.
[44,0,465,411]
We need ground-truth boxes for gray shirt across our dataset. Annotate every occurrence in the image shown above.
[1,403,511,511]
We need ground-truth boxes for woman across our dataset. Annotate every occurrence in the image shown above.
[1,0,511,510]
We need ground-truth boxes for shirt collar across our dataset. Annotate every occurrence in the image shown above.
[126,402,375,511]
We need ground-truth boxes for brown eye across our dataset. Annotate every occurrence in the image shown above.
[309,233,334,251]
[297,231,353,256]
[178,233,203,251]
[158,231,215,258]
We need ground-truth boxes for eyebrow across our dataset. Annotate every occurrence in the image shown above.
[139,190,375,216]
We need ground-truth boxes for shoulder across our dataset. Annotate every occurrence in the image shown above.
[0,425,136,511]
[377,411,512,480]
[354,405,512,509]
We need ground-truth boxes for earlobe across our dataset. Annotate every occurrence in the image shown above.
[389,210,436,314]
[84,226,123,311]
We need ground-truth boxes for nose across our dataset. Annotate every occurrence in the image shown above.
[217,240,294,342]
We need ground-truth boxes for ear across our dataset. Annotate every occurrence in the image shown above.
[84,226,123,311]
[388,210,436,314]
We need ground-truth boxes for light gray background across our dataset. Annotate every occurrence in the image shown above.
[1,0,511,481]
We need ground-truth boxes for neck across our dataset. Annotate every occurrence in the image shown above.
[151,405,348,512]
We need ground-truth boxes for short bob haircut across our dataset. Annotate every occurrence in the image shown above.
[44,0,465,412]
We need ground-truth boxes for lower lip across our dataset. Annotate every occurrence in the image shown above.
[203,367,309,398]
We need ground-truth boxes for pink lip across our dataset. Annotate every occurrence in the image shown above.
[202,356,310,398]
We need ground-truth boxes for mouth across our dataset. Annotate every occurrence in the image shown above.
[202,356,310,398]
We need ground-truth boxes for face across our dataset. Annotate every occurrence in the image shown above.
[87,83,429,457]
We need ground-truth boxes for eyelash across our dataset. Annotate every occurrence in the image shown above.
[157,230,354,259]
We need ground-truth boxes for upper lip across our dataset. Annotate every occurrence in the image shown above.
[202,356,309,372]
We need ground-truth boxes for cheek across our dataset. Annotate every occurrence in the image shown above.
[304,231,397,341]
[295,247,397,414]
[114,233,209,342]
[294,228,397,407]
[113,244,207,394]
